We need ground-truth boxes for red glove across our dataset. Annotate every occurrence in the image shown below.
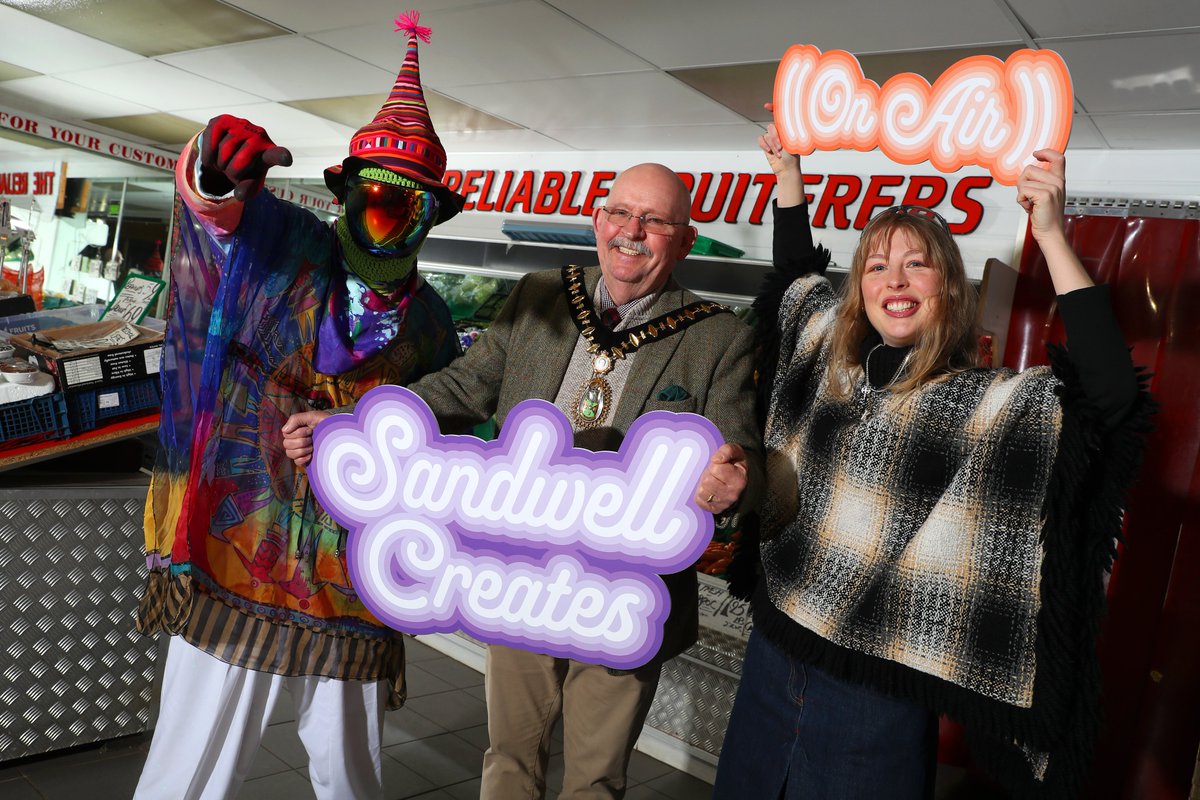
[198,115,293,202]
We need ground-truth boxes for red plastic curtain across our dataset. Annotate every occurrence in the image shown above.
[1004,213,1200,800]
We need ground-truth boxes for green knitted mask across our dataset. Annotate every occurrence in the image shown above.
[338,167,436,292]
[336,216,419,294]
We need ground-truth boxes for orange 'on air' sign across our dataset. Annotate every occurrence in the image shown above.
[773,46,1073,186]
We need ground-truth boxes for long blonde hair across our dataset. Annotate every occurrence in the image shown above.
[826,213,979,398]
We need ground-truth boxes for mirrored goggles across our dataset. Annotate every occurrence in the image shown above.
[344,175,439,257]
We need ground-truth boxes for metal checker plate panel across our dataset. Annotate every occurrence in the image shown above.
[0,491,156,761]
[646,625,749,756]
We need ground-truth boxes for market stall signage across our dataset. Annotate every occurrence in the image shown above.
[0,103,179,172]
[308,386,720,669]
[773,46,1073,185]
[440,167,993,234]
[0,170,55,197]
[265,183,336,215]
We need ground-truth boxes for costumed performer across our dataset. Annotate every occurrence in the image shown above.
[133,11,463,800]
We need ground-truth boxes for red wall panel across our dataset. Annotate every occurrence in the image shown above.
[1003,215,1200,800]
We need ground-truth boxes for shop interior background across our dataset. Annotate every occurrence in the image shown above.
[2,2,1199,800]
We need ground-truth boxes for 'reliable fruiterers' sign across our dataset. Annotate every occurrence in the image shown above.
[308,386,721,669]
[773,46,1073,185]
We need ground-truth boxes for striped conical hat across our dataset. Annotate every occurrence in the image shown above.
[325,10,463,223]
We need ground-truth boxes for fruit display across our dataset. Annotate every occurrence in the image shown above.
[696,527,741,577]
[424,272,514,322]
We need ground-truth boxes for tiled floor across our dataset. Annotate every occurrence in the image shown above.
[0,637,714,800]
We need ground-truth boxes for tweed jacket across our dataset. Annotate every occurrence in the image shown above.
[408,264,765,664]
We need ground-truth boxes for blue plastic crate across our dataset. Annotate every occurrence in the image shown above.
[66,377,162,434]
[0,392,71,450]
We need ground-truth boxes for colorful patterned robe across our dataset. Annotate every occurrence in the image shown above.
[136,147,458,705]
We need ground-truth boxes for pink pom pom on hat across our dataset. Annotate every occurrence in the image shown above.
[324,9,464,224]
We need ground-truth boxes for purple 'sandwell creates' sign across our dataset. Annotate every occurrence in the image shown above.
[307,386,722,670]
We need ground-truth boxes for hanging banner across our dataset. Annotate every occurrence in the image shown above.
[0,103,178,172]
[308,386,721,669]
[264,183,337,216]
[773,46,1073,185]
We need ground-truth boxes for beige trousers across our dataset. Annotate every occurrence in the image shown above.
[480,644,662,800]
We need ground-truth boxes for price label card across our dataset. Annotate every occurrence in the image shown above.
[102,274,165,323]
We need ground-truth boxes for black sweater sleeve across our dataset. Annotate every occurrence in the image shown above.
[773,201,822,275]
[753,202,832,426]
[1057,284,1139,428]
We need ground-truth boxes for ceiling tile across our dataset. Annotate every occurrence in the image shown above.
[1009,0,1200,38]
[85,113,204,147]
[0,60,39,82]
[540,123,768,151]
[56,61,265,112]
[285,94,390,129]
[672,46,1023,124]
[447,72,745,132]
[0,3,141,73]
[161,37,395,102]
[670,63,778,122]
[287,91,520,133]
[312,0,650,89]
[10,0,288,58]
[1092,112,1200,148]
[855,46,1024,84]
[440,129,573,153]
[0,76,154,121]
[546,0,1022,70]
[1054,32,1200,113]
[224,0,488,35]
[426,91,522,132]
[1066,116,1108,149]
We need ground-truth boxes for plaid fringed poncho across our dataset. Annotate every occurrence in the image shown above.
[731,263,1152,796]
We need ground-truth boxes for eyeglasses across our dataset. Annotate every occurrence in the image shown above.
[344,174,439,257]
[599,207,685,235]
[867,204,951,236]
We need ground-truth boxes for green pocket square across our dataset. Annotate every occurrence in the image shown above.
[656,384,691,402]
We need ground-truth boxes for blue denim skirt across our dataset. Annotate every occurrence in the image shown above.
[713,628,937,800]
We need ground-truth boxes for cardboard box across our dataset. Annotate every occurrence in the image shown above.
[10,320,164,391]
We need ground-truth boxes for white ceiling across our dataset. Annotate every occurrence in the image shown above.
[0,0,1199,184]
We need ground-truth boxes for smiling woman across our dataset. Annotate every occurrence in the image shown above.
[712,125,1152,800]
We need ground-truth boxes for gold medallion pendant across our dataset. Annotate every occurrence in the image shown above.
[572,354,615,429]
[560,266,731,431]
[573,375,613,428]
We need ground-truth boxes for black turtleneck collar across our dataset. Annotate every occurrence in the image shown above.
[859,332,913,390]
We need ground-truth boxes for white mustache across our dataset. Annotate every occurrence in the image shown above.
[607,237,651,256]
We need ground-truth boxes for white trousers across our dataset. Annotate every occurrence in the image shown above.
[133,636,387,800]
